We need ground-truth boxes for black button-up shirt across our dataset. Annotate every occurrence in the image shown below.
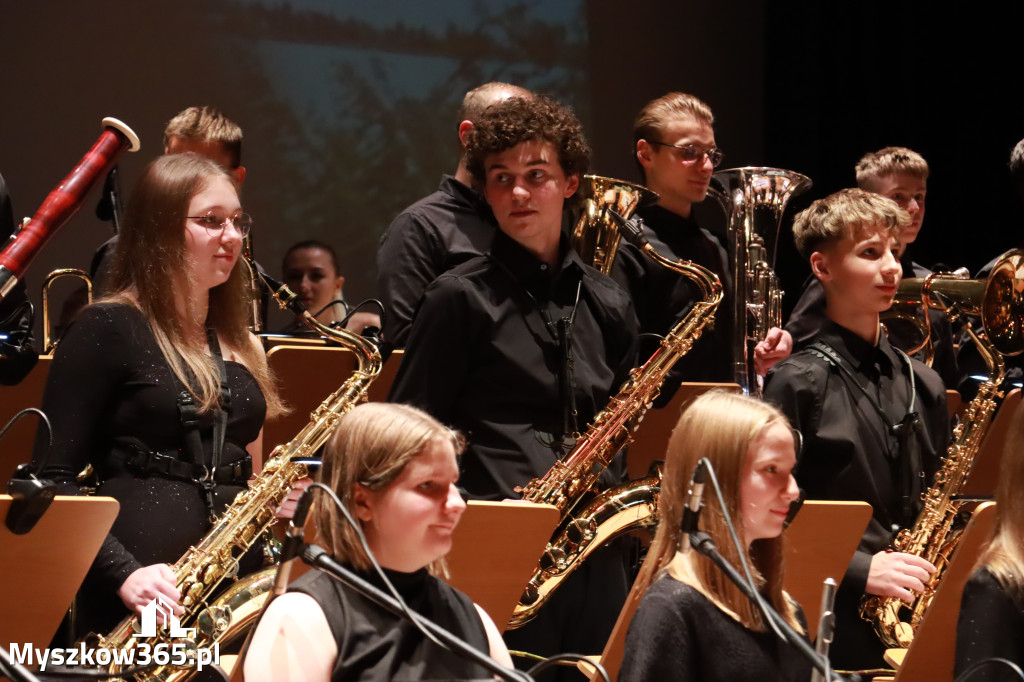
[763,319,949,669]
[389,231,639,501]
[376,175,497,350]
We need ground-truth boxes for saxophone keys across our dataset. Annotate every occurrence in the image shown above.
[539,547,567,572]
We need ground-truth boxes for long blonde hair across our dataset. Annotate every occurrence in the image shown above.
[976,398,1024,602]
[105,153,284,417]
[633,391,803,632]
[314,403,464,576]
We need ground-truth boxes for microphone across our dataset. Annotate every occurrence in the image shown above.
[679,459,709,552]
[272,484,314,596]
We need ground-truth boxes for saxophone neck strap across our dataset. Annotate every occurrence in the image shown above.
[174,327,232,511]
[808,339,923,526]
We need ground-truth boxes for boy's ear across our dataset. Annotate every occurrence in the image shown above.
[809,251,831,282]
[636,139,653,169]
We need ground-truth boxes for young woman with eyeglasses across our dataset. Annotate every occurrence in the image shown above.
[32,152,285,637]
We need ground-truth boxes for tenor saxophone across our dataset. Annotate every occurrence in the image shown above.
[508,211,722,628]
[860,250,1024,648]
[88,267,382,681]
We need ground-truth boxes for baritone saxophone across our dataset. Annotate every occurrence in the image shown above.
[508,209,723,628]
[87,264,383,681]
[860,250,1024,649]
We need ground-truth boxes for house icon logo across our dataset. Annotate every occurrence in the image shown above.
[133,596,195,638]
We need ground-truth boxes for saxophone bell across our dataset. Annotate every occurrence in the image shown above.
[571,175,658,275]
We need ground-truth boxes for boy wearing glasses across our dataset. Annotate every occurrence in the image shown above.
[785,147,960,388]
[763,188,949,670]
[612,91,791,388]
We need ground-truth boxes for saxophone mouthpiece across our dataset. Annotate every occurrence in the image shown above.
[607,209,650,250]
[255,268,307,318]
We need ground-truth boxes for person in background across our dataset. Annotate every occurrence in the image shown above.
[376,82,533,351]
[279,239,380,336]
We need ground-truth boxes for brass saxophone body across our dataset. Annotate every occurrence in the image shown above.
[90,269,382,681]
[860,250,1024,648]
[509,212,723,628]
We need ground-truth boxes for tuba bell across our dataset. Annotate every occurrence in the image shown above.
[711,167,812,394]
[571,175,658,274]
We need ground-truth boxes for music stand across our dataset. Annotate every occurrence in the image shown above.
[882,501,997,682]
[960,388,1020,497]
[626,382,740,479]
[0,495,118,651]
[262,346,404,472]
[446,501,560,633]
[580,500,871,680]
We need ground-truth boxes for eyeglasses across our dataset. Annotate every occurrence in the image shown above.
[649,141,724,168]
[187,213,253,237]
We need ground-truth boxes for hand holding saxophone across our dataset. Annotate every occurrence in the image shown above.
[117,563,184,616]
[865,551,936,603]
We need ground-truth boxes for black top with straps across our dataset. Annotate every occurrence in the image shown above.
[33,303,266,634]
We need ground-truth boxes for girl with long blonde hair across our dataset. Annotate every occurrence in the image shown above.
[34,153,283,636]
[619,391,808,681]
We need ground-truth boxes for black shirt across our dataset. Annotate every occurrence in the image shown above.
[388,230,638,501]
[785,256,960,389]
[619,575,811,682]
[376,175,497,350]
[611,204,734,388]
[289,567,491,682]
[33,303,266,634]
[956,567,1024,681]
[762,319,949,670]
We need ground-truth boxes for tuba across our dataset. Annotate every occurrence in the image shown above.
[508,210,723,628]
[712,167,812,394]
[0,118,140,302]
[570,175,658,275]
[860,249,1024,648]
[87,264,383,681]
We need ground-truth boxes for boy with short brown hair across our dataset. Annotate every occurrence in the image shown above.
[765,188,950,670]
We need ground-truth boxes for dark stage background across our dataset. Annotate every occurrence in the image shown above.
[2,1,1022,332]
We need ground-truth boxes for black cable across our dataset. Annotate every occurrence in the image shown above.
[0,407,52,467]
[307,481,535,682]
[954,657,1024,682]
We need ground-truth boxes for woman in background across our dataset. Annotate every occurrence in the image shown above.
[619,391,809,681]
[280,239,380,335]
[244,402,512,682]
